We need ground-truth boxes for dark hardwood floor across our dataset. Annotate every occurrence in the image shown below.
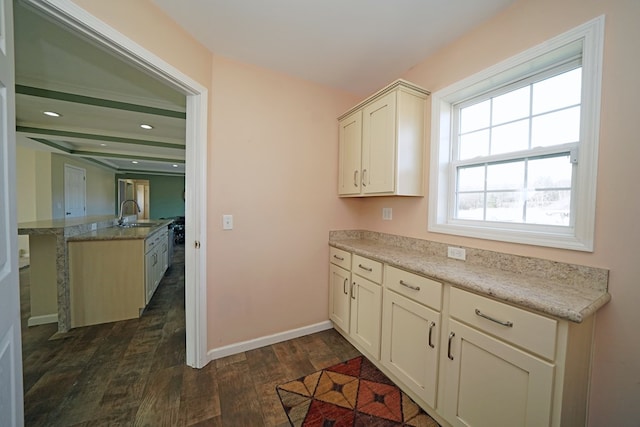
[20,244,361,426]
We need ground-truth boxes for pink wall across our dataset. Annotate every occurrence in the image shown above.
[208,56,360,346]
[363,0,638,424]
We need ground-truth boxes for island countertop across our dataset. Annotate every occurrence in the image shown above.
[67,219,173,242]
[330,230,610,323]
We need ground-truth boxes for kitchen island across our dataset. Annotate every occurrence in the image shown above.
[67,219,173,328]
[18,216,172,332]
[18,215,119,331]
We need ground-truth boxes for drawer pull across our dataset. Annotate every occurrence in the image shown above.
[358,264,373,272]
[475,309,514,328]
[343,278,348,295]
[333,254,345,261]
[350,282,356,299]
[428,321,436,349]
[400,280,420,291]
[448,332,455,360]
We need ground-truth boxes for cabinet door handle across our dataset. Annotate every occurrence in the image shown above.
[353,170,359,187]
[400,280,420,291]
[428,321,436,349]
[350,282,356,299]
[475,309,514,328]
[333,254,344,261]
[358,264,373,272]
[343,278,348,295]
[448,332,455,360]
[362,169,367,187]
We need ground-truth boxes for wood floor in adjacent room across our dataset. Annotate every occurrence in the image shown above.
[20,245,361,426]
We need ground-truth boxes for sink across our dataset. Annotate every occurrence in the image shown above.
[117,222,161,228]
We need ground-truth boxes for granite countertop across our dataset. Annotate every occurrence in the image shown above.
[330,232,610,323]
[67,219,173,242]
[18,215,117,232]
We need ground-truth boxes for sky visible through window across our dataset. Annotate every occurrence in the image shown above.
[455,67,581,226]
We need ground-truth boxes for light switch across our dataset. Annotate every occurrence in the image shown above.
[222,214,233,230]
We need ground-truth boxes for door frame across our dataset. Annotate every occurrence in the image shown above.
[23,0,209,368]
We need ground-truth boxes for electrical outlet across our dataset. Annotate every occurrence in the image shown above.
[222,214,233,230]
[382,208,392,220]
[447,246,466,261]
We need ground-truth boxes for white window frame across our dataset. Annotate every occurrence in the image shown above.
[428,16,604,252]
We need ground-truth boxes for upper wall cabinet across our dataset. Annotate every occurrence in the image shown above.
[338,80,429,197]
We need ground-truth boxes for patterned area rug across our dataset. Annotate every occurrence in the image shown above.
[276,356,440,426]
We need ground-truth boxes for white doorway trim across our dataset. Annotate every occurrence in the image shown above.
[24,0,209,368]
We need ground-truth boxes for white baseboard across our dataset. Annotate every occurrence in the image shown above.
[206,320,333,362]
[27,314,58,327]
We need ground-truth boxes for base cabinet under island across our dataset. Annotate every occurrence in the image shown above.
[69,227,169,328]
[329,244,603,427]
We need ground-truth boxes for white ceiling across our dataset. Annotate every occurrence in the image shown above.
[15,0,516,175]
[152,0,517,96]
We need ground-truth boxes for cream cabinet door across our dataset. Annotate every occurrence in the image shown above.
[381,289,440,407]
[350,274,382,359]
[338,110,362,195]
[329,263,351,332]
[361,91,397,194]
[442,319,554,427]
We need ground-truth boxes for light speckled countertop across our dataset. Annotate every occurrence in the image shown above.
[330,231,610,323]
[68,219,173,242]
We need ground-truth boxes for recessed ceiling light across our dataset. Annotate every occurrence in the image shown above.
[43,111,61,117]
[100,143,107,147]
[140,124,153,130]
[172,164,178,168]
[132,161,139,164]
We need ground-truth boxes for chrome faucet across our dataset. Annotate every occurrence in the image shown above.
[118,199,141,225]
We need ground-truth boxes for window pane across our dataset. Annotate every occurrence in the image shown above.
[459,129,489,160]
[486,192,523,222]
[487,161,524,191]
[531,106,580,147]
[533,68,582,115]
[492,86,530,125]
[528,155,572,189]
[490,119,529,155]
[456,193,484,220]
[460,100,490,133]
[458,166,485,191]
[526,190,571,226]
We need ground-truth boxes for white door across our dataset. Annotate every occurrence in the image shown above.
[64,164,86,218]
[0,0,25,425]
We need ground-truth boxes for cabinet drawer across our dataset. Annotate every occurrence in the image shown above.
[352,254,383,284]
[329,247,351,270]
[449,287,557,360]
[385,266,442,311]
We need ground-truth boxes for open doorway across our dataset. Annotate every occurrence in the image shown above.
[18,0,208,368]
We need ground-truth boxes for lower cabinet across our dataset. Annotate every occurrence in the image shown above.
[145,229,169,304]
[329,263,351,332]
[381,289,440,408]
[442,319,554,427]
[350,274,382,359]
[328,246,597,427]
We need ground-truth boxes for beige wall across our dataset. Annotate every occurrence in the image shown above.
[16,145,36,255]
[68,0,639,424]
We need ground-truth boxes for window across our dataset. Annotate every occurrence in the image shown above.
[428,17,604,251]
